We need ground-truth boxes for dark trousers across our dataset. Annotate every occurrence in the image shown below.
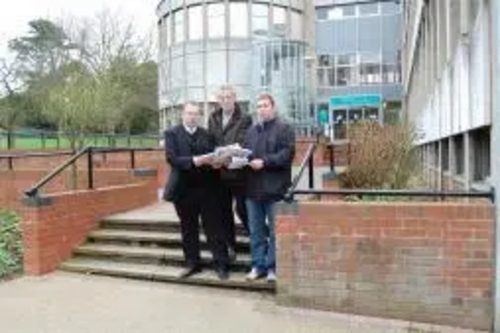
[174,188,229,269]
[220,182,249,249]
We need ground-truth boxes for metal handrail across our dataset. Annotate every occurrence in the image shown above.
[292,188,495,201]
[23,146,163,198]
[24,147,91,198]
[0,151,75,159]
[285,142,316,201]
[283,140,494,203]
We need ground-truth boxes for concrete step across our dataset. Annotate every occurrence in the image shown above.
[87,229,250,250]
[60,258,274,292]
[75,244,251,270]
[100,218,248,235]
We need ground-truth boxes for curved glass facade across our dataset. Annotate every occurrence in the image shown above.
[252,40,308,125]
[156,0,309,129]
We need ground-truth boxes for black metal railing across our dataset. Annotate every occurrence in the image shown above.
[24,146,163,198]
[285,141,495,203]
[285,142,316,201]
[0,151,75,170]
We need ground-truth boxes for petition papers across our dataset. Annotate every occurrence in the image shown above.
[208,144,252,169]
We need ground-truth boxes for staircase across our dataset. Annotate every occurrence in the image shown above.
[60,203,274,292]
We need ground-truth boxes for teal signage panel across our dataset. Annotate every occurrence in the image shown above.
[318,109,329,124]
[330,94,382,108]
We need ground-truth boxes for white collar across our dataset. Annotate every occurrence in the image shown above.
[183,125,197,135]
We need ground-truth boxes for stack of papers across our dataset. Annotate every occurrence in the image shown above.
[214,144,252,170]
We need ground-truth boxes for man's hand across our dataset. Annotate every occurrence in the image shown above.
[249,159,264,171]
[193,155,213,167]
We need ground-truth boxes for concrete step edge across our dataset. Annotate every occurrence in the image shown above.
[60,260,273,292]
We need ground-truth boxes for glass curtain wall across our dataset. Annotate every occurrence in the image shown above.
[252,40,310,132]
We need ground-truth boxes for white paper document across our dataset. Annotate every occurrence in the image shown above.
[227,157,249,170]
[214,144,252,159]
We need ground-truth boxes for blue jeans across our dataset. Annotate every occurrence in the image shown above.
[246,199,276,273]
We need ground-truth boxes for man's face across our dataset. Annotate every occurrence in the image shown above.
[218,90,236,112]
[257,98,275,122]
[182,103,201,128]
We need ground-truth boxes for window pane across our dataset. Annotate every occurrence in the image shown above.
[381,2,400,15]
[166,17,171,46]
[186,53,203,86]
[382,63,400,83]
[230,3,248,37]
[364,108,379,122]
[336,67,357,86]
[173,11,184,43]
[208,3,225,38]
[253,4,269,37]
[206,51,227,85]
[318,54,331,67]
[333,109,347,140]
[359,53,381,85]
[171,57,184,88]
[359,3,379,16]
[328,8,342,20]
[342,6,356,17]
[273,6,287,37]
[189,6,203,40]
[229,51,252,85]
[349,109,363,123]
[316,8,328,20]
[337,54,356,66]
[290,11,302,39]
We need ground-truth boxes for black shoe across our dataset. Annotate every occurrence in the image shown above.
[216,268,229,281]
[178,265,202,279]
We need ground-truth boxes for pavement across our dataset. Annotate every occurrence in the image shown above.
[0,272,484,333]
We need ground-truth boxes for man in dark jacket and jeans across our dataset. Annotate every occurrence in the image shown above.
[244,93,295,283]
[208,85,252,260]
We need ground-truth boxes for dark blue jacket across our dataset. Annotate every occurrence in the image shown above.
[244,118,295,202]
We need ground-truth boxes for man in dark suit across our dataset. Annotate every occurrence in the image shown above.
[208,85,252,260]
[163,102,229,280]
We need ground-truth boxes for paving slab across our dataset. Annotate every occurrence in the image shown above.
[0,272,485,333]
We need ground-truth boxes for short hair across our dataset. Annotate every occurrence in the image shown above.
[218,85,236,97]
[257,93,275,107]
[183,101,201,112]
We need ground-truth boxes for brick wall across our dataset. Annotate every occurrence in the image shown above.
[0,150,171,211]
[0,169,146,211]
[21,175,158,275]
[276,201,493,330]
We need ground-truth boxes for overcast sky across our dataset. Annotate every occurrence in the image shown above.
[0,0,159,58]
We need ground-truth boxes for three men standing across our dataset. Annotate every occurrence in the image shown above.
[163,89,295,283]
[208,86,252,259]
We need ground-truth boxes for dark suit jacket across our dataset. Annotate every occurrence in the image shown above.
[163,125,218,202]
[208,103,252,188]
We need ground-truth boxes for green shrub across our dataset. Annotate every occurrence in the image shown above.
[0,211,23,279]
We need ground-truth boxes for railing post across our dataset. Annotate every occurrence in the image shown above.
[8,157,13,170]
[308,151,315,189]
[130,150,136,169]
[329,144,335,173]
[7,131,12,150]
[88,147,94,190]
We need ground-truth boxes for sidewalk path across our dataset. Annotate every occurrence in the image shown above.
[0,273,483,333]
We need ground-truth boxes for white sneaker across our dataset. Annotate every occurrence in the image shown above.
[246,268,264,281]
[267,270,277,283]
